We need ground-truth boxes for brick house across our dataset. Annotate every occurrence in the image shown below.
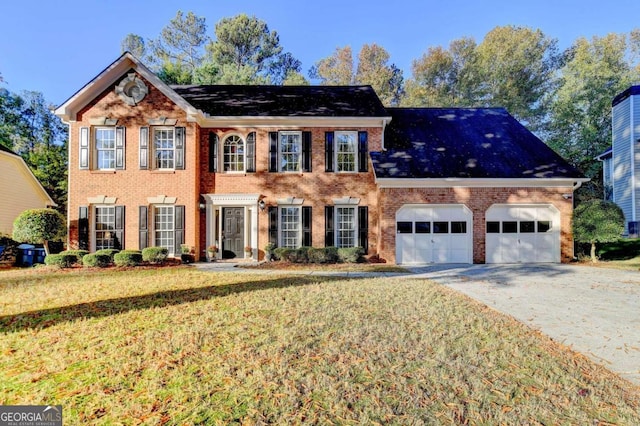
[55,53,587,264]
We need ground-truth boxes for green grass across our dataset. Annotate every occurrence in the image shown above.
[1,267,638,424]
[576,238,640,270]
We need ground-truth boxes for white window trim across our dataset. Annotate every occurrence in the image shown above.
[153,204,176,255]
[278,205,302,248]
[335,130,358,173]
[153,127,176,170]
[279,130,302,172]
[222,133,246,173]
[334,204,358,248]
[93,205,117,251]
[94,127,117,171]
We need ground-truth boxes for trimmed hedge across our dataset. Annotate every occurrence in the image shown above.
[95,249,120,261]
[44,253,77,268]
[338,247,365,263]
[82,253,112,268]
[308,247,338,264]
[114,250,143,267]
[61,250,89,265]
[142,247,168,264]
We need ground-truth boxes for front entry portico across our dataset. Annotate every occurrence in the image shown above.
[202,194,260,260]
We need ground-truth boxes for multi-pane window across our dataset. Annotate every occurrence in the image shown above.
[95,128,116,169]
[223,135,245,171]
[95,206,116,250]
[337,207,356,247]
[336,131,357,172]
[280,207,300,248]
[154,206,174,254]
[154,128,175,169]
[279,131,301,172]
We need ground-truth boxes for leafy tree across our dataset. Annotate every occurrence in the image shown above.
[13,208,66,255]
[269,52,303,85]
[355,44,404,105]
[404,37,480,107]
[573,200,625,262]
[205,14,286,83]
[149,10,209,84]
[121,33,147,60]
[547,32,640,198]
[309,46,354,85]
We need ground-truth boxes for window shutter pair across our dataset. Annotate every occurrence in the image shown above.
[269,131,312,172]
[324,206,368,251]
[138,205,185,251]
[324,131,368,172]
[139,127,185,170]
[268,206,312,247]
[79,205,125,250]
[79,126,125,170]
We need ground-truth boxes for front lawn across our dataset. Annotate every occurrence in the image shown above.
[0,267,638,424]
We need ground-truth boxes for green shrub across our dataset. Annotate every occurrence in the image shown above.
[95,249,120,261]
[289,247,311,263]
[308,247,338,264]
[114,250,143,267]
[142,247,168,263]
[44,253,77,268]
[337,247,364,263]
[61,250,89,265]
[273,247,292,261]
[82,253,112,268]
[323,247,339,263]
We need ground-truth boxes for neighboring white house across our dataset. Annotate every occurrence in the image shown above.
[599,85,640,236]
[0,145,56,235]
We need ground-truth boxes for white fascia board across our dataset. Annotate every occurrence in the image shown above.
[375,177,590,188]
[54,52,199,122]
[194,115,391,128]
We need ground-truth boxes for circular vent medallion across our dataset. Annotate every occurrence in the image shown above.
[115,73,148,105]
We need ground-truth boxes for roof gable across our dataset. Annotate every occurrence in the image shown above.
[372,108,584,180]
[0,149,56,206]
[54,52,198,122]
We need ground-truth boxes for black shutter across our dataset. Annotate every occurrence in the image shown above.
[302,131,312,172]
[139,127,149,169]
[174,205,185,252]
[268,206,278,245]
[325,132,334,172]
[358,206,368,254]
[115,126,125,170]
[78,206,89,250]
[325,206,335,247]
[209,132,218,172]
[302,206,312,247]
[358,131,368,172]
[246,132,256,172]
[114,206,125,250]
[139,206,148,250]
[79,127,89,170]
[269,132,278,172]
[175,127,185,170]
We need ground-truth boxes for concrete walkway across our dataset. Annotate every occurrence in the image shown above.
[195,262,640,385]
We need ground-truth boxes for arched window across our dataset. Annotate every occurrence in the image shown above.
[223,135,245,172]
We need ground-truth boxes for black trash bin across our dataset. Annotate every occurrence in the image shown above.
[17,244,35,267]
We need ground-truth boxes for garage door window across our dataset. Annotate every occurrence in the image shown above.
[538,221,551,232]
[433,222,448,233]
[520,221,535,233]
[451,221,467,234]
[415,221,430,233]
[397,221,412,233]
[503,221,518,233]
[486,221,500,233]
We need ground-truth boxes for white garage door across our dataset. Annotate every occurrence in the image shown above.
[485,204,560,263]
[396,204,472,264]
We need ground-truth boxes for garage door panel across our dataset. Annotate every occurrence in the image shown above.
[486,204,560,264]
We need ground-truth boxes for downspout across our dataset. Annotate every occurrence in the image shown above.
[573,181,583,191]
[381,118,389,151]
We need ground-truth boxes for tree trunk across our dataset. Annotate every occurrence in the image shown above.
[590,242,597,263]
[43,240,50,256]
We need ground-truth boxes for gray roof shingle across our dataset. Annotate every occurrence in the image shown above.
[172,85,389,117]
[372,108,584,179]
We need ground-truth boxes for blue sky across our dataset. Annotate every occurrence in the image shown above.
[1,0,639,106]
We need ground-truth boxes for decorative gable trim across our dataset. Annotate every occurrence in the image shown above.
[54,52,199,122]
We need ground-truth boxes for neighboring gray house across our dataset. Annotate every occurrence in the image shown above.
[599,85,640,236]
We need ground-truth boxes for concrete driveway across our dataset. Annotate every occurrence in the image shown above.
[407,264,640,385]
